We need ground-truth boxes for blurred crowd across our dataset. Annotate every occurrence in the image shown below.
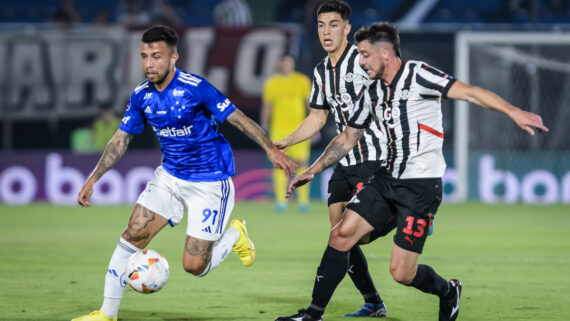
[2,0,569,27]
[1,0,568,153]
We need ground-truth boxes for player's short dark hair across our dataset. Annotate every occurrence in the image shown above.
[354,22,401,58]
[317,0,351,21]
[141,25,178,48]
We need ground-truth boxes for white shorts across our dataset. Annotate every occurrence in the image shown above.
[136,166,235,241]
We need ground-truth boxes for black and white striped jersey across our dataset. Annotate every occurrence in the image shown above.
[348,60,456,179]
[310,44,385,167]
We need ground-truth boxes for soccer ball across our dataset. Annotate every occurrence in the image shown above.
[125,249,169,293]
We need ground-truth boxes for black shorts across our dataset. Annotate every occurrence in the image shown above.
[327,161,383,206]
[346,169,442,254]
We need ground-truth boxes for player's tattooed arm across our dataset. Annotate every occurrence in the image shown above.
[320,141,349,170]
[227,109,274,151]
[78,129,134,206]
[287,127,364,197]
[89,129,134,181]
[227,109,298,176]
[312,127,365,174]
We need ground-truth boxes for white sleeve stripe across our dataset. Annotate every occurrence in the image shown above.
[179,73,202,84]
[311,66,325,106]
[134,84,148,94]
[179,73,199,80]
[178,78,200,87]
[134,80,149,94]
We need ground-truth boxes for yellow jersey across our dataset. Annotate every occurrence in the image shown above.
[263,71,311,140]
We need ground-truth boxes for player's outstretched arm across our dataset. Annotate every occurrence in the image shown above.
[447,80,549,135]
[274,108,329,152]
[226,109,298,176]
[78,129,134,207]
[286,126,364,198]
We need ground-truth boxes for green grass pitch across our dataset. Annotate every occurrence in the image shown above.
[1,202,569,320]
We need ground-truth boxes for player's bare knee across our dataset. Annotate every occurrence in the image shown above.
[390,264,414,284]
[183,260,208,276]
[328,229,353,251]
[389,266,409,284]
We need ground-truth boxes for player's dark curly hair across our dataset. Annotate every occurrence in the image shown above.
[317,0,351,21]
[354,22,402,58]
[141,25,178,47]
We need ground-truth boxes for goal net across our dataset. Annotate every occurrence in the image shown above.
[453,32,570,203]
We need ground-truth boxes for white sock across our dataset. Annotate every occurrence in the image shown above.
[101,237,140,318]
[198,227,239,277]
[100,298,121,318]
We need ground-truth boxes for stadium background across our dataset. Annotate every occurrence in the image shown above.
[0,0,569,205]
[1,2,570,321]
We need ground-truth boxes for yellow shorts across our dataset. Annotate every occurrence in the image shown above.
[271,129,310,162]
[285,140,310,161]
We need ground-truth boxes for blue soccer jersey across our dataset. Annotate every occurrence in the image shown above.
[120,69,237,181]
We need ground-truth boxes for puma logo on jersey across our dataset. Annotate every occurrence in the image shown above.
[405,236,416,246]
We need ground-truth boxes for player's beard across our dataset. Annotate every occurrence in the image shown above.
[373,64,385,80]
[149,62,172,86]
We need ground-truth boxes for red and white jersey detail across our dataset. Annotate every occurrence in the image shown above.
[349,60,456,179]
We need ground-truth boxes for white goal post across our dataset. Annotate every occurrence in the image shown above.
[454,32,570,202]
